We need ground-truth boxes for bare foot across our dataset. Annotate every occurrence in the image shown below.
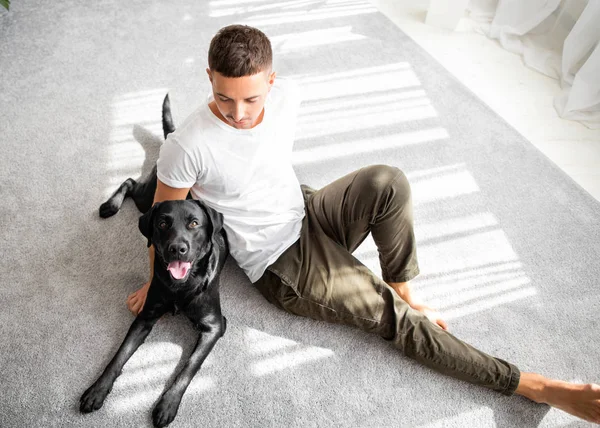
[544,380,600,423]
[517,373,600,423]
[126,282,150,315]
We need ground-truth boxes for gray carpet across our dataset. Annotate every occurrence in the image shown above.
[1,1,599,427]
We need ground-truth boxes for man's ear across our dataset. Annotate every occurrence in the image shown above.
[267,70,276,91]
[138,203,161,248]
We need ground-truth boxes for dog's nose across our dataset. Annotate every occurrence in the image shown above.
[168,242,189,256]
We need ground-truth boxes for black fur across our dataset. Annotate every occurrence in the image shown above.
[82,96,229,428]
[81,199,228,427]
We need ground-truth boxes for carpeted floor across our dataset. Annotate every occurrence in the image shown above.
[1,1,599,427]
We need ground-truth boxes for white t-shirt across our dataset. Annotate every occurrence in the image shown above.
[156,78,305,283]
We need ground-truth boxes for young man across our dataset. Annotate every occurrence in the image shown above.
[127,24,600,423]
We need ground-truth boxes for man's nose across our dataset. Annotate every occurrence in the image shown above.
[232,103,244,121]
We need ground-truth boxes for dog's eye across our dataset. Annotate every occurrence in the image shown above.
[189,220,199,228]
[158,221,168,230]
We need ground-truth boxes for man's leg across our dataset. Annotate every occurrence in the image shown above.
[258,165,600,422]
[312,165,600,420]
[263,165,520,394]
[307,164,445,328]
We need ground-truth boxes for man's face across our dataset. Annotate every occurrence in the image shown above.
[206,68,276,130]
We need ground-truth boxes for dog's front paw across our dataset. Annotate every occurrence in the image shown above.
[152,392,182,427]
[79,379,112,413]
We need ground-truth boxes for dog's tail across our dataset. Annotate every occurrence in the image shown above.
[162,93,176,139]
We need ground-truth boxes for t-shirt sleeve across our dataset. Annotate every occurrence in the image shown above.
[156,133,202,188]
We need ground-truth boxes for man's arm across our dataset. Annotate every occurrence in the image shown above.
[127,179,191,315]
[153,179,191,205]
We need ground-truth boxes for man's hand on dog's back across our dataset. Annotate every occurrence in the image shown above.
[127,179,191,315]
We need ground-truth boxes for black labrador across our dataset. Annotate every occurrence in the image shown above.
[80,96,228,428]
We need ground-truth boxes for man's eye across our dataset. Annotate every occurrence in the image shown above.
[189,220,199,228]
[158,221,168,230]
[219,98,229,102]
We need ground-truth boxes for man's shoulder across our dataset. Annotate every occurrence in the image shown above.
[169,104,216,149]
[269,77,302,112]
[272,77,300,98]
[177,105,209,134]
[274,76,299,90]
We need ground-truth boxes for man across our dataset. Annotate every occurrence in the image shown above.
[127,24,600,423]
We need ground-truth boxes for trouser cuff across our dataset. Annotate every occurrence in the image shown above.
[383,267,420,284]
[501,362,521,396]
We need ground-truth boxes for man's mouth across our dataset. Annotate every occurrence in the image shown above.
[167,261,192,280]
[230,118,249,126]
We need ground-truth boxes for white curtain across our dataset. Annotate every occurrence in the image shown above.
[467,0,600,129]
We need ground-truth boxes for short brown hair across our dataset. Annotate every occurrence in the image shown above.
[208,25,272,78]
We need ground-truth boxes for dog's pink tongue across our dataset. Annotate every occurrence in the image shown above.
[167,261,192,280]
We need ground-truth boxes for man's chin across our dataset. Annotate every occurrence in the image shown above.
[230,119,252,129]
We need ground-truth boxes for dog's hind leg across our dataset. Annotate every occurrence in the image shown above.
[130,165,158,214]
[99,164,159,217]
[99,178,137,218]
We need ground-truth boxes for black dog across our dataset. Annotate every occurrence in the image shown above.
[80,96,228,427]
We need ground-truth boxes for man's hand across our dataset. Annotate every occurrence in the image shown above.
[387,281,449,330]
[407,302,449,330]
[127,281,150,315]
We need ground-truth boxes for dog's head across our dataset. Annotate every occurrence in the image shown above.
[138,200,224,283]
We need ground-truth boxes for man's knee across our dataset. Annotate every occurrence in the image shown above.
[361,164,411,200]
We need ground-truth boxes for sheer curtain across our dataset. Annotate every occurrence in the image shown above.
[467,0,600,129]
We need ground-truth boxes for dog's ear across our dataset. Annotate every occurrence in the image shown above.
[196,200,224,244]
[138,203,161,248]
[196,200,225,288]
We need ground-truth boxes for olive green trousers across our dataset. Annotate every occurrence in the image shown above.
[255,165,520,395]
